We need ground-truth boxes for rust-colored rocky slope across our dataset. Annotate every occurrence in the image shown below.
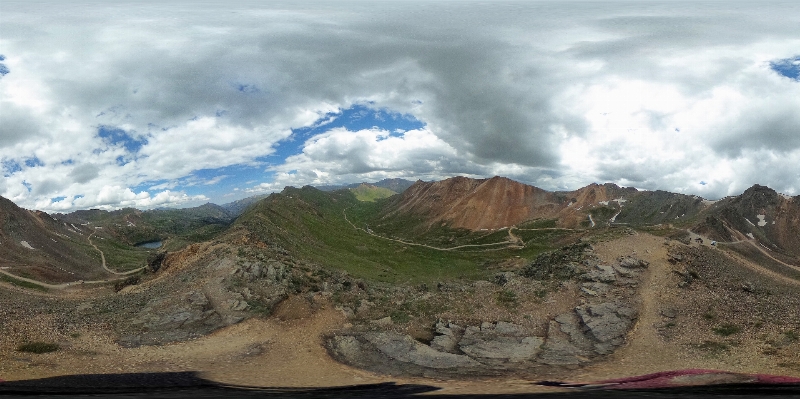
[382,176,646,230]
[695,185,800,256]
[0,196,105,282]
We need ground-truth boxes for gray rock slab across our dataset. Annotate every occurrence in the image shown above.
[538,321,590,365]
[363,332,481,369]
[576,302,637,344]
[459,335,543,362]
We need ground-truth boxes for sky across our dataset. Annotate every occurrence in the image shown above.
[1,1,799,212]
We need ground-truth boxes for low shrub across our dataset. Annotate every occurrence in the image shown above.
[17,342,60,354]
[712,324,742,336]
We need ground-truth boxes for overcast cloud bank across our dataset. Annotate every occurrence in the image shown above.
[1,1,799,212]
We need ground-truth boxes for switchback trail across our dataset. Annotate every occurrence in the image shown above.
[342,209,516,251]
[88,230,146,276]
[0,232,146,292]
[0,268,139,290]
[687,230,800,286]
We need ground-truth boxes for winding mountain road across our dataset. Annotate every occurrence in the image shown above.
[88,230,146,276]
[0,232,146,291]
[341,209,577,251]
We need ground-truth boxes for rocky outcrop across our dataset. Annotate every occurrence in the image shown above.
[457,323,544,365]
[327,331,482,377]
[327,320,544,377]
[521,243,594,280]
[328,254,647,376]
[119,255,296,347]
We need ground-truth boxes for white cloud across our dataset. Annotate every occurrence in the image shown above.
[2,1,799,211]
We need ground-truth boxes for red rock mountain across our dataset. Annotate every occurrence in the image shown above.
[382,176,638,230]
[694,185,800,256]
[0,196,104,282]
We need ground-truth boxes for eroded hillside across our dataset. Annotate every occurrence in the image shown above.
[1,178,799,392]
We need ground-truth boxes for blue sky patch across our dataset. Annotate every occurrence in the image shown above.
[51,196,67,202]
[98,125,148,152]
[271,104,425,162]
[770,56,800,80]
[126,105,425,206]
[0,54,8,78]
[2,160,22,176]
[133,164,272,204]
[24,156,44,168]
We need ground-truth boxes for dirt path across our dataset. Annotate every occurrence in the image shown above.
[575,233,800,381]
[88,231,146,276]
[0,301,563,395]
[342,209,515,251]
[735,240,800,273]
[0,268,140,291]
[687,230,800,285]
[0,232,144,291]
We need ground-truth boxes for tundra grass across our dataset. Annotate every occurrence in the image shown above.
[239,187,566,284]
[0,274,48,291]
[91,235,150,272]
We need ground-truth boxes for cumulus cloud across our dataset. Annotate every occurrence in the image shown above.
[68,164,100,184]
[1,1,799,211]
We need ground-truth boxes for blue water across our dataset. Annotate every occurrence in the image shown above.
[136,241,162,249]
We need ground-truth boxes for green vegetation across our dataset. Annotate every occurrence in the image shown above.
[390,310,411,324]
[784,331,799,342]
[696,340,730,354]
[70,204,233,249]
[17,342,60,354]
[702,312,717,321]
[517,219,558,229]
[496,289,518,309]
[236,187,574,284]
[92,235,150,272]
[349,185,397,202]
[0,273,48,291]
[712,324,742,336]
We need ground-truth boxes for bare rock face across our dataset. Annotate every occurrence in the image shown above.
[121,291,225,347]
[457,322,544,365]
[576,302,637,354]
[328,320,547,376]
[430,319,465,353]
[328,254,647,377]
[618,256,650,268]
[363,332,481,370]
[538,320,591,365]
[327,331,482,377]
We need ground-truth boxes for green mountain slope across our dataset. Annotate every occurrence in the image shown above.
[349,184,397,202]
[233,186,567,283]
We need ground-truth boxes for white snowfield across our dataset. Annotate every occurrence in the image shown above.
[757,215,767,227]
[20,241,34,250]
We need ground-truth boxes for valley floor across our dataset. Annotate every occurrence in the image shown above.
[1,232,799,394]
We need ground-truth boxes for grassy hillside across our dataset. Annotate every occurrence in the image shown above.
[349,184,397,202]
[235,186,573,284]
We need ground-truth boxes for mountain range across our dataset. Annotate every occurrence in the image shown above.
[1,175,799,385]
